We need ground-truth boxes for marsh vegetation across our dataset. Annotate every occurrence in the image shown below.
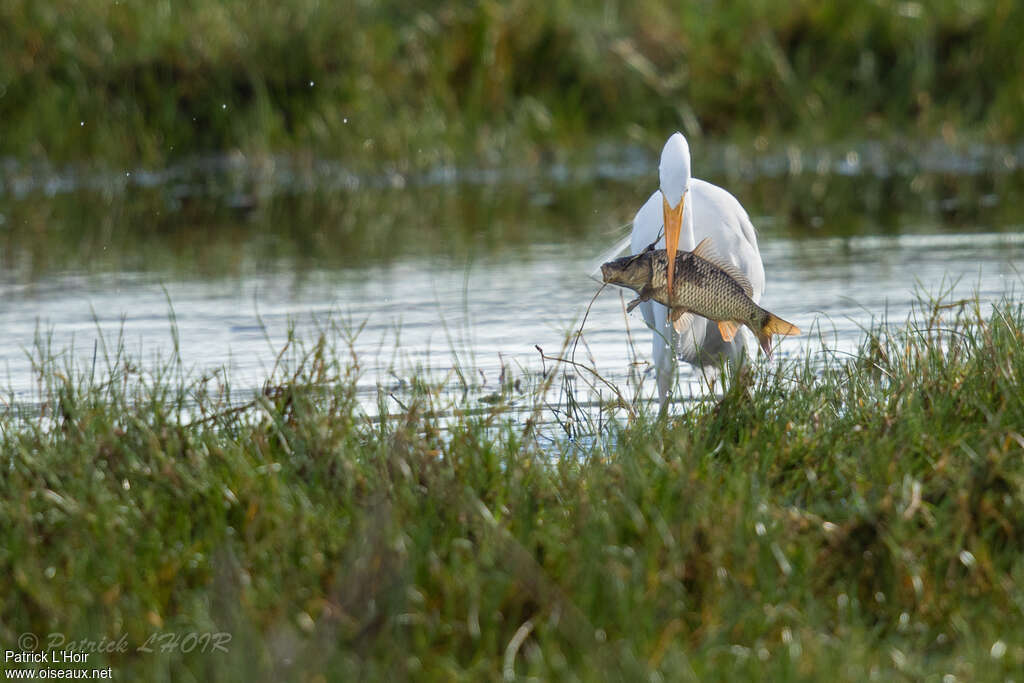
[3,291,1023,680]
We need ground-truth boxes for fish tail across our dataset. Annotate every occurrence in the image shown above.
[757,313,800,358]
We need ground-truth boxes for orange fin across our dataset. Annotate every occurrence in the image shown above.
[692,237,754,298]
[757,313,800,358]
[717,320,739,342]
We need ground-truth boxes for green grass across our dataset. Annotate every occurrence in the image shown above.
[3,0,1024,166]
[2,291,1023,680]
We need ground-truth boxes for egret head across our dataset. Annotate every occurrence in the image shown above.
[658,132,691,208]
[658,132,691,296]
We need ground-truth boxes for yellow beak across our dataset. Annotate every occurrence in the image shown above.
[662,193,685,297]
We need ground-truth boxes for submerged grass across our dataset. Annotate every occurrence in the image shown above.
[2,292,1023,680]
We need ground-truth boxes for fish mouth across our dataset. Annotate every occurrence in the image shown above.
[600,263,613,282]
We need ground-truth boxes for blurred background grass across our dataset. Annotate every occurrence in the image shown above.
[3,0,1023,166]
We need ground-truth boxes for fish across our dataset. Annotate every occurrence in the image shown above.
[600,237,800,358]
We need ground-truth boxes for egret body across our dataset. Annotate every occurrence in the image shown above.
[630,132,766,404]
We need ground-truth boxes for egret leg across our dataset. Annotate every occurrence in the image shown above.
[652,306,675,411]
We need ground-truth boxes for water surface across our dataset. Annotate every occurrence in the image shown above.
[3,233,1021,414]
[2,145,1023,420]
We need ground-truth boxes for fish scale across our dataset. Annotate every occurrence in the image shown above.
[651,252,762,324]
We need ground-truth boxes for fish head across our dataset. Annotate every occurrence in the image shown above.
[601,251,653,292]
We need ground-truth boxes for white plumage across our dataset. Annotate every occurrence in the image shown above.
[628,132,766,404]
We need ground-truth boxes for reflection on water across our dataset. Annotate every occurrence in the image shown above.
[2,232,1021,417]
[3,139,1024,280]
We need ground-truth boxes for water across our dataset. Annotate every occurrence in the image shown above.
[3,232,1021,414]
[2,146,1023,421]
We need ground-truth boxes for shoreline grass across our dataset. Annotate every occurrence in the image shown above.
[2,291,1023,680]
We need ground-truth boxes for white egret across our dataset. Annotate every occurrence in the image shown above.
[628,132,766,404]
